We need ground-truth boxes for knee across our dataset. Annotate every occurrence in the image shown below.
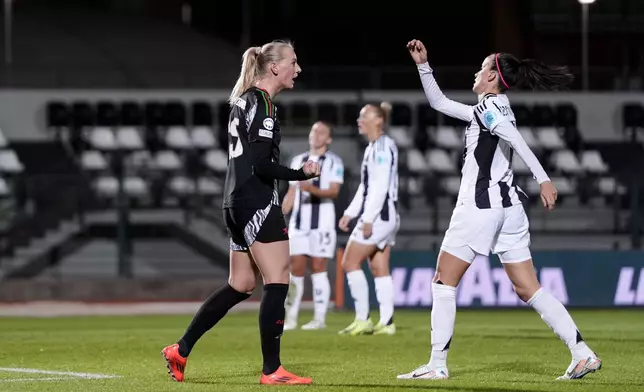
[228,276,256,294]
[514,285,540,303]
[311,259,327,274]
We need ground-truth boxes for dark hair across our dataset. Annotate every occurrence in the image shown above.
[492,52,574,92]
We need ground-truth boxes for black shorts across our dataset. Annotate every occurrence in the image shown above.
[223,205,289,252]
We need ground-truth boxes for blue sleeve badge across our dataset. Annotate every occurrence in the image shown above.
[483,111,496,129]
[336,167,344,177]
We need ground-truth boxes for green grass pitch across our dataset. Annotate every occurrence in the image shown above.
[1,309,642,391]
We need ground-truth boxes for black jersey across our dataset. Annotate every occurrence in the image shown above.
[223,87,308,209]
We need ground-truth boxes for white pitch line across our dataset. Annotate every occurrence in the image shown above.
[0,367,120,379]
[0,377,71,383]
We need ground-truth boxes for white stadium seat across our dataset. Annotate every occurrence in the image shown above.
[406,149,427,173]
[518,127,540,149]
[551,177,575,195]
[425,149,456,174]
[580,150,608,174]
[154,150,182,171]
[116,127,144,150]
[0,150,24,173]
[598,177,626,196]
[94,176,148,197]
[435,126,462,149]
[197,177,223,195]
[95,176,118,196]
[441,176,461,195]
[204,149,228,172]
[191,126,217,149]
[165,126,192,149]
[512,156,531,175]
[536,127,565,150]
[81,150,108,171]
[89,127,116,150]
[169,176,195,195]
[550,150,583,174]
[388,127,412,148]
[0,177,9,196]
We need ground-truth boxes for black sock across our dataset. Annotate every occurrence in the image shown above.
[259,283,288,375]
[177,284,250,357]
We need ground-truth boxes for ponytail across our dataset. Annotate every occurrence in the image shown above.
[379,102,392,123]
[493,53,574,92]
[229,47,261,106]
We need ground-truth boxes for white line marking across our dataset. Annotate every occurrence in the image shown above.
[0,377,70,383]
[0,367,120,380]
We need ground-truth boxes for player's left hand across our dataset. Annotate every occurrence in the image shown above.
[302,161,321,178]
[540,181,558,211]
[362,222,373,239]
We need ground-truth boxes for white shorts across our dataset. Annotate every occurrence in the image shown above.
[289,229,337,259]
[441,204,531,262]
[350,215,400,250]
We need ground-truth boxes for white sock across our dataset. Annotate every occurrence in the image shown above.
[374,275,395,326]
[429,283,456,369]
[286,275,304,323]
[346,270,370,321]
[528,288,594,360]
[311,271,330,322]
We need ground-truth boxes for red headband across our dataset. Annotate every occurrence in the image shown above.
[495,53,510,89]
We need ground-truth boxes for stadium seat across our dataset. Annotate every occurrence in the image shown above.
[425,149,456,174]
[290,101,312,126]
[512,156,531,175]
[417,103,438,128]
[193,101,214,126]
[115,127,144,150]
[191,126,217,149]
[598,177,626,196]
[165,126,192,149]
[164,101,187,126]
[512,103,533,127]
[535,127,565,150]
[204,149,228,172]
[622,103,644,128]
[95,176,148,198]
[390,102,412,127]
[80,150,108,171]
[316,102,339,125]
[532,104,556,127]
[47,101,70,128]
[524,180,541,197]
[0,177,9,197]
[145,101,165,128]
[96,101,119,127]
[89,127,117,150]
[120,101,144,126]
[441,176,461,195]
[0,129,7,149]
[0,150,23,173]
[71,101,95,128]
[551,177,575,196]
[580,150,608,174]
[518,127,540,150]
[154,150,182,171]
[340,102,359,127]
[389,127,413,148]
[435,126,462,149]
[550,150,583,174]
[555,103,577,128]
[406,149,427,173]
[197,177,223,195]
[168,176,195,195]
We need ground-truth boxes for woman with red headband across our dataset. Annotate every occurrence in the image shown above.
[398,39,601,381]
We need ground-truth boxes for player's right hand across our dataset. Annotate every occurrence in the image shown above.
[302,161,321,178]
[407,39,428,64]
[540,181,558,211]
[338,215,351,232]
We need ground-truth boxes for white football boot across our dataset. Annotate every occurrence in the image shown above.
[397,364,449,380]
[557,354,602,380]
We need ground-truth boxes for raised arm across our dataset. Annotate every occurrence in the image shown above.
[408,39,473,122]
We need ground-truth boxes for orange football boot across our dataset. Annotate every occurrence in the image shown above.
[161,344,187,382]
[260,366,313,385]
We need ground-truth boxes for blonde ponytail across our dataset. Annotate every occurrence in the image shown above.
[229,46,261,106]
[228,40,295,106]
[379,101,392,123]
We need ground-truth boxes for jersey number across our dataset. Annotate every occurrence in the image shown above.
[318,232,331,246]
[228,117,243,159]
